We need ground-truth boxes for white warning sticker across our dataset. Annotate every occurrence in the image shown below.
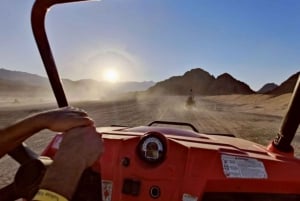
[221,154,268,179]
[102,180,113,201]
[182,193,198,201]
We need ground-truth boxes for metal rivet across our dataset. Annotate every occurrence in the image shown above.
[149,186,160,199]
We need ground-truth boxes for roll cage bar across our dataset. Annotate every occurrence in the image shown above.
[31,0,300,153]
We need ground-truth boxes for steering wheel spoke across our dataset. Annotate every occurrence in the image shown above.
[8,144,38,165]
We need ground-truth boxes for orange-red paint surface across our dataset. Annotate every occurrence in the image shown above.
[42,126,300,201]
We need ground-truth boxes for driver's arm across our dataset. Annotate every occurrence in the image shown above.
[0,107,93,158]
[32,126,103,201]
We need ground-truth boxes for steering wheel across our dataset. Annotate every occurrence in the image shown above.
[0,142,102,201]
[0,145,46,201]
[0,144,48,200]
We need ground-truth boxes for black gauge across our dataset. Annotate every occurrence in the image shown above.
[137,132,167,165]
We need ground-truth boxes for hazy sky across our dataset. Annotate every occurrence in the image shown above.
[1,0,300,90]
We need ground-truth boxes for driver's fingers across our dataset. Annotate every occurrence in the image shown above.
[63,107,88,116]
[60,117,94,131]
[65,112,93,121]
[74,116,94,126]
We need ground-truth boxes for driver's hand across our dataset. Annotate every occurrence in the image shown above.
[37,107,94,132]
[39,126,103,199]
[56,126,103,167]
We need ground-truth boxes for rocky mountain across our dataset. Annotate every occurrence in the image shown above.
[148,68,254,95]
[148,68,215,95]
[257,83,278,94]
[208,73,254,95]
[268,72,299,95]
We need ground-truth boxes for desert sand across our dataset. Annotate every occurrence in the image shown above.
[0,93,299,188]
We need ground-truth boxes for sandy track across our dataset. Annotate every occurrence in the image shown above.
[0,95,299,188]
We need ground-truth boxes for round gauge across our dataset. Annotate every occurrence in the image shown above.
[137,132,167,164]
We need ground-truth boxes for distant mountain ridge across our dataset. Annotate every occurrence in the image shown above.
[258,83,278,94]
[0,68,48,87]
[148,68,254,95]
[148,68,299,96]
[0,68,155,100]
[0,68,298,99]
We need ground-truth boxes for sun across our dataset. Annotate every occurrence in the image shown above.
[103,69,119,82]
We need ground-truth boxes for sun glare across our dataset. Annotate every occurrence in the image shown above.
[103,69,119,82]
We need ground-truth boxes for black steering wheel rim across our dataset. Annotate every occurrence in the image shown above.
[0,144,45,201]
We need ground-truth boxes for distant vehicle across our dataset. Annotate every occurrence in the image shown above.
[1,0,300,201]
[186,89,196,107]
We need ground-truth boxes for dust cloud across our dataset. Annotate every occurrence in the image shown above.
[1,92,299,188]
